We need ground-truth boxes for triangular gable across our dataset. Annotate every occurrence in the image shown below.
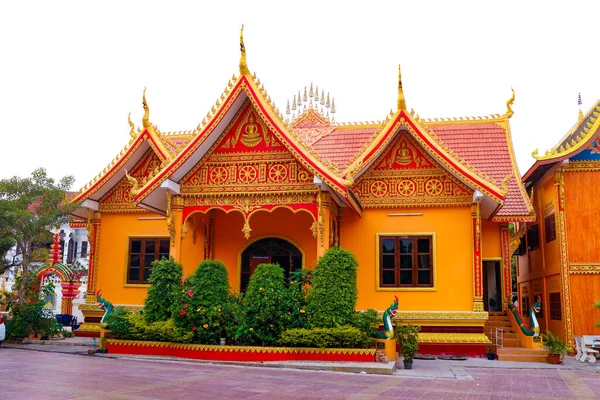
[134,75,361,213]
[353,132,472,207]
[99,149,163,212]
[180,100,316,196]
[346,109,505,204]
[71,127,170,208]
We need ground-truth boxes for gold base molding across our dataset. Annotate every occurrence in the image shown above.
[418,333,491,344]
[394,311,489,327]
[76,322,104,333]
[569,263,600,274]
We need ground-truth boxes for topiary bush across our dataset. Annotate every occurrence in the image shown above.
[236,263,290,346]
[108,311,193,344]
[144,258,183,324]
[308,247,358,328]
[352,308,380,338]
[279,326,371,349]
[105,306,133,338]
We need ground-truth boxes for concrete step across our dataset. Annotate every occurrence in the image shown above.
[497,347,549,363]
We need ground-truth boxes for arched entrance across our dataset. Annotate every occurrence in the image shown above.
[240,237,303,292]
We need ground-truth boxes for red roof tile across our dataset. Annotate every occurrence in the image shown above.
[427,123,531,217]
[311,127,376,171]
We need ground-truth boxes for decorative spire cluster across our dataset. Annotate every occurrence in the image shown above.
[286,82,335,123]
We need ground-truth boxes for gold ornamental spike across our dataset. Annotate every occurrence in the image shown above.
[303,87,308,102]
[239,25,250,76]
[128,112,136,138]
[292,95,297,110]
[505,88,515,119]
[321,89,325,105]
[331,97,336,113]
[309,82,314,98]
[571,139,577,147]
[142,87,151,129]
[326,92,330,108]
[286,99,290,114]
[314,85,319,101]
[397,65,407,111]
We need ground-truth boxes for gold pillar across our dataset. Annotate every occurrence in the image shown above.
[170,194,184,262]
[471,202,484,311]
[500,223,512,310]
[555,170,573,344]
[316,192,333,258]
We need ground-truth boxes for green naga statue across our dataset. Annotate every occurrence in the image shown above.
[96,289,114,324]
[375,295,399,339]
[507,294,541,336]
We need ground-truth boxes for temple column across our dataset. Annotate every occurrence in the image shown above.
[170,194,184,262]
[555,170,573,344]
[316,192,333,258]
[471,201,484,312]
[500,223,512,311]
[77,211,104,337]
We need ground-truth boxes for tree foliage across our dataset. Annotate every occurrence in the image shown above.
[0,168,77,303]
[187,259,230,309]
[308,247,358,328]
[143,258,182,323]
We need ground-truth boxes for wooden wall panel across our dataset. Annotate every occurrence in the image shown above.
[569,274,600,336]
[564,172,600,262]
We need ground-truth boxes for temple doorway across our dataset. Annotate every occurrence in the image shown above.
[240,237,303,292]
[483,260,502,312]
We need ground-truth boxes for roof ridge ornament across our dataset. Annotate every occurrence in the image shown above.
[578,92,584,123]
[505,88,515,119]
[128,112,136,138]
[142,88,152,129]
[239,25,250,76]
[397,65,406,111]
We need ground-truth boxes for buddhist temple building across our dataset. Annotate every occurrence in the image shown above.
[519,97,600,344]
[70,29,534,355]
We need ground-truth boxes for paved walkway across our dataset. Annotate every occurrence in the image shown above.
[1,345,599,399]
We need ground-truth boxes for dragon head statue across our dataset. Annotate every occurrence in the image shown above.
[532,294,542,315]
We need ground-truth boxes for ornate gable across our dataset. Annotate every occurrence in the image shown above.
[99,149,162,212]
[180,100,317,197]
[353,132,472,208]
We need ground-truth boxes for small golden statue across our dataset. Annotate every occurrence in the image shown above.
[240,113,262,147]
[395,142,412,165]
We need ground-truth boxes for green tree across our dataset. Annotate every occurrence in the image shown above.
[308,247,358,328]
[144,258,182,323]
[0,168,76,304]
[187,259,230,309]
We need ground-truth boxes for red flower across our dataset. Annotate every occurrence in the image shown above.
[192,326,197,331]
[180,309,187,316]
[184,304,188,308]
[188,290,194,297]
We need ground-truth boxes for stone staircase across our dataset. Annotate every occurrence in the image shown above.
[486,311,549,362]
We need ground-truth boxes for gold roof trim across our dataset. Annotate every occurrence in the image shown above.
[397,65,406,111]
[532,100,600,161]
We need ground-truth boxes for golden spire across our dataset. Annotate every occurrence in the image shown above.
[239,24,250,76]
[397,65,407,111]
[142,87,151,129]
[128,112,136,138]
[578,93,584,123]
[505,88,515,119]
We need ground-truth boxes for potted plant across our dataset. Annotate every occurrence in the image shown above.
[542,330,569,364]
[395,324,420,369]
[486,345,496,360]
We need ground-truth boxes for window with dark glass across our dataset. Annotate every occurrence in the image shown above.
[527,225,539,251]
[81,241,88,258]
[544,214,556,243]
[127,238,170,284]
[380,236,432,288]
[521,295,529,317]
[549,292,562,320]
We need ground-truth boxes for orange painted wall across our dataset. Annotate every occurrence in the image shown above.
[565,171,600,262]
[570,274,600,336]
[482,219,501,259]
[179,213,207,277]
[340,206,480,311]
[96,212,169,305]
[211,208,317,291]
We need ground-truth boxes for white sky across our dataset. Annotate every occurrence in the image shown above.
[2,1,599,190]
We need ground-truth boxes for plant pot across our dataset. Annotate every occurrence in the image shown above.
[547,354,561,364]
[403,360,413,369]
[487,353,496,360]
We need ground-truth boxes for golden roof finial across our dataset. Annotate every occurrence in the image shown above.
[239,24,250,76]
[128,112,136,138]
[397,64,407,111]
[505,88,515,119]
[578,92,584,123]
[142,87,152,129]
[286,99,290,115]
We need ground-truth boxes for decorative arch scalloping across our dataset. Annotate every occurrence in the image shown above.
[353,131,473,208]
[99,149,162,212]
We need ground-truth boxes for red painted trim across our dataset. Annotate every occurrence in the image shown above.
[412,343,487,358]
[106,341,375,363]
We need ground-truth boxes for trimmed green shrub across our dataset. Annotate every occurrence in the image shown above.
[144,258,183,323]
[236,263,289,346]
[109,312,193,344]
[308,247,358,328]
[352,308,380,338]
[105,306,133,338]
[279,326,371,349]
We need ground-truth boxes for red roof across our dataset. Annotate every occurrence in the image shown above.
[312,127,377,171]
[428,123,531,218]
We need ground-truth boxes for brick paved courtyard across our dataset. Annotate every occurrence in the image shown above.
[1,348,598,399]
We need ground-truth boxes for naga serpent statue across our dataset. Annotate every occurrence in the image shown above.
[96,289,114,324]
[507,294,541,336]
[375,295,399,339]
